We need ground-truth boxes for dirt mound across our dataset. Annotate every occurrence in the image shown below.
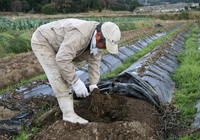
[27,92,159,140]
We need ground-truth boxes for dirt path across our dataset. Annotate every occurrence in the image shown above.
[0,23,176,90]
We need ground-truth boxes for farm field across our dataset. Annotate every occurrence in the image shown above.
[0,21,176,90]
[0,12,200,140]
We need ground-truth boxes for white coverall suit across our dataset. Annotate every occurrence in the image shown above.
[31,19,102,124]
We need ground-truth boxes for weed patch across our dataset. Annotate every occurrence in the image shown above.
[0,31,32,58]
[0,74,47,95]
[172,23,200,138]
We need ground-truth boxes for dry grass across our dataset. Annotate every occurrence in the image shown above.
[1,10,200,20]
[0,10,133,20]
[140,11,200,20]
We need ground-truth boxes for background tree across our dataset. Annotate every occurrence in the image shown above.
[55,0,72,13]
[41,0,51,6]
[99,0,106,9]
[42,3,57,14]
[70,0,87,13]
[11,0,23,12]
[0,0,167,13]
[0,0,12,11]
[22,0,30,12]
[106,0,117,9]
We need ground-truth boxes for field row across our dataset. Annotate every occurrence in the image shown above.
[0,17,155,32]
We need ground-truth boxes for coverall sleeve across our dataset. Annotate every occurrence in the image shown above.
[87,53,102,85]
[56,30,85,84]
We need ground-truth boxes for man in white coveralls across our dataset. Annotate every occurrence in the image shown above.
[31,18,121,124]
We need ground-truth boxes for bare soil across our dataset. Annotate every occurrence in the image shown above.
[0,23,176,90]
[27,90,160,140]
[0,51,44,89]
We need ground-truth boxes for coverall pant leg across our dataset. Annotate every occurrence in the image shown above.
[31,30,71,98]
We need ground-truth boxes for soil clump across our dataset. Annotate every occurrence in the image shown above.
[0,106,17,121]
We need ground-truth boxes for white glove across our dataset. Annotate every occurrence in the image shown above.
[72,79,89,98]
[89,85,98,92]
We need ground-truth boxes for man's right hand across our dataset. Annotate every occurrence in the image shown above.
[72,78,89,98]
[89,84,98,92]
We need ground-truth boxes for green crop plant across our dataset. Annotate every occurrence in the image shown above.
[0,18,54,32]
[0,17,156,32]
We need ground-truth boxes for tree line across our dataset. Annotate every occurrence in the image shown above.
[0,0,142,14]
